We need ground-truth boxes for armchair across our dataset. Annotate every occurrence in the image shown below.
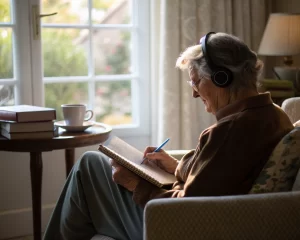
[143,126,300,240]
[93,134,300,240]
[282,97,300,123]
[93,98,300,240]
[144,190,300,240]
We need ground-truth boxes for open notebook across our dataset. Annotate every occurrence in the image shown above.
[98,136,177,188]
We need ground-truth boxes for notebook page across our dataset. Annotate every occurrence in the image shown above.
[106,136,144,164]
[130,160,176,185]
[104,136,176,185]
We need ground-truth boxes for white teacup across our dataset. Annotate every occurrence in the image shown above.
[61,104,94,126]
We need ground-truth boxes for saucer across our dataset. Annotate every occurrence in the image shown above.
[54,120,95,132]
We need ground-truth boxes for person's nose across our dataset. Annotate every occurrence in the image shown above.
[192,89,200,98]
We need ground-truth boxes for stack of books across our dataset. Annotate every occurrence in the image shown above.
[0,105,56,140]
[258,79,295,105]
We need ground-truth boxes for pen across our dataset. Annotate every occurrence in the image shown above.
[141,138,170,164]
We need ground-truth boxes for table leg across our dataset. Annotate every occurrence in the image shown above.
[30,152,43,240]
[65,148,75,178]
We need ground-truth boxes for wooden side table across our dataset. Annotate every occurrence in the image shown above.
[0,122,112,240]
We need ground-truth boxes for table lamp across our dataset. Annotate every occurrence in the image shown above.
[258,13,300,89]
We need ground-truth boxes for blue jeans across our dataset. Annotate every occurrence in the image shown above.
[43,151,143,240]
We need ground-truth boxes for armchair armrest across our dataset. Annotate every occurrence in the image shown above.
[144,191,300,240]
[166,150,190,160]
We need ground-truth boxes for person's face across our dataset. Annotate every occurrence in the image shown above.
[188,67,227,114]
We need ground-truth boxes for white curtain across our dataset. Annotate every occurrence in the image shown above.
[150,0,272,150]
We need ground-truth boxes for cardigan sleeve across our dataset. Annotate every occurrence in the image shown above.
[133,120,239,207]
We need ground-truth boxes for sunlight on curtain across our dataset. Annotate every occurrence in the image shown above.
[150,0,271,150]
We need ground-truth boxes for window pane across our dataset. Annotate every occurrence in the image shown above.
[0,0,11,23]
[0,85,14,106]
[41,0,88,24]
[94,30,131,75]
[45,82,88,120]
[0,28,13,78]
[42,28,88,77]
[92,0,131,24]
[95,81,132,125]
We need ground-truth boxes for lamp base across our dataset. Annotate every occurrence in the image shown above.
[273,66,300,95]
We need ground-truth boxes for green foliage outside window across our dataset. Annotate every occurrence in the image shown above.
[42,28,88,120]
[0,0,132,125]
[96,31,131,122]
[0,29,12,79]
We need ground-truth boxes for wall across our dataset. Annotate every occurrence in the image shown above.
[0,135,150,239]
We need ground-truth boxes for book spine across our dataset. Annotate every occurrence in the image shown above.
[269,90,295,98]
[0,121,54,133]
[18,111,56,122]
[0,111,17,122]
[1,129,54,139]
[260,79,294,89]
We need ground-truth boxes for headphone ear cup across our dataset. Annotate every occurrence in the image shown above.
[211,68,233,88]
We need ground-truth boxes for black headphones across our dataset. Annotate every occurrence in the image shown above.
[200,32,233,88]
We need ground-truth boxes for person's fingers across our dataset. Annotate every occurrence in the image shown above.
[146,151,167,160]
[111,164,122,182]
[143,147,157,157]
[110,159,123,183]
[109,158,118,167]
[110,159,121,168]
[112,164,134,184]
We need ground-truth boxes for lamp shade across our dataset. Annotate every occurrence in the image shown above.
[258,13,300,56]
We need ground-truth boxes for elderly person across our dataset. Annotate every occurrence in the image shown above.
[44,32,293,240]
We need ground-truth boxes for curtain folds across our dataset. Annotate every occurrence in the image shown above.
[150,0,271,150]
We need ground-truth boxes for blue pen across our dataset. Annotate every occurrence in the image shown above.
[141,138,170,164]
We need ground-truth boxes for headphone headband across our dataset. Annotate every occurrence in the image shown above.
[200,32,233,88]
[201,32,216,72]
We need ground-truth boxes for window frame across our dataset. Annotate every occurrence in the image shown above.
[0,0,33,105]
[2,0,151,138]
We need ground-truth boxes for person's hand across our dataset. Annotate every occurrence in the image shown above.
[110,159,140,192]
[143,147,179,174]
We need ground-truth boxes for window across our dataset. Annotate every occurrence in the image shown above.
[0,0,150,137]
[0,0,15,105]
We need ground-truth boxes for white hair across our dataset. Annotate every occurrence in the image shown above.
[176,32,264,94]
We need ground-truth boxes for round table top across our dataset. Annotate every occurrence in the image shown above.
[0,122,112,152]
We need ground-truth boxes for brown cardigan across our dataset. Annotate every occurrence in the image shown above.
[133,93,294,207]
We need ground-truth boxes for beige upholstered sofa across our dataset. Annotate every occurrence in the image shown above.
[92,98,300,240]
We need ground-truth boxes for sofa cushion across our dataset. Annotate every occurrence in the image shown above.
[250,127,300,193]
